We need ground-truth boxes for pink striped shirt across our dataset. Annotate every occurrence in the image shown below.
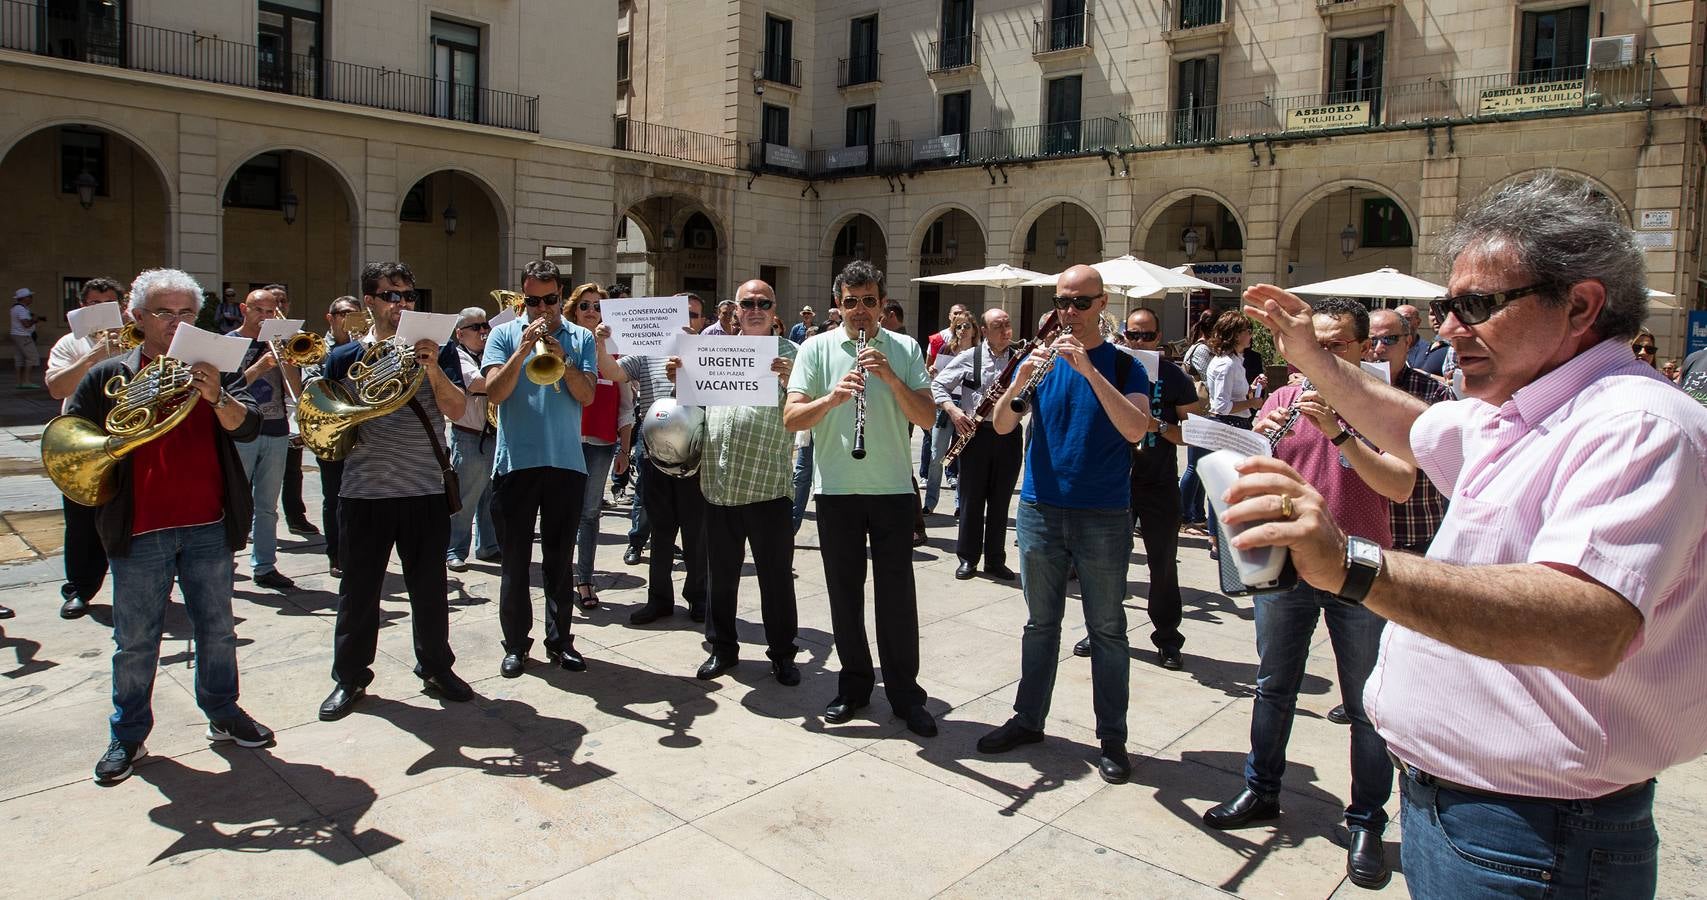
[1365,338,1707,798]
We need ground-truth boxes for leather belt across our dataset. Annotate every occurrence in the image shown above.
[1390,753,1649,804]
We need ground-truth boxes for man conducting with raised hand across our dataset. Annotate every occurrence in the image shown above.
[1229,172,1707,899]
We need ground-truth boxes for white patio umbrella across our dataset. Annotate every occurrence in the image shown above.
[911,263,1053,307]
[1647,287,1679,309]
[1287,266,1446,301]
[1021,255,1230,298]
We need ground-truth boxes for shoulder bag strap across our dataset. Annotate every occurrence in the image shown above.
[407,396,462,513]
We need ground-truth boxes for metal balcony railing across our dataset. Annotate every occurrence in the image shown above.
[930,31,976,72]
[614,118,740,168]
[1034,10,1091,54]
[1126,61,1655,148]
[0,0,538,131]
[1179,0,1224,29]
[967,117,1127,161]
[759,50,800,87]
[838,53,880,87]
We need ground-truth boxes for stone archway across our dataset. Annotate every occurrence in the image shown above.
[825,211,888,280]
[219,148,360,318]
[1280,181,1418,291]
[1133,191,1247,340]
[913,206,989,332]
[621,194,725,299]
[1010,199,1102,338]
[398,170,505,314]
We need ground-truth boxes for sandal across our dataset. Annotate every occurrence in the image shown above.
[577,586,599,610]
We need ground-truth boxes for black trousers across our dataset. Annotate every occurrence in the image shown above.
[332,493,454,687]
[320,459,344,567]
[1131,469,1184,654]
[954,425,1022,568]
[640,457,707,614]
[282,445,307,524]
[705,496,797,661]
[492,466,586,655]
[816,493,924,711]
[61,494,108,602]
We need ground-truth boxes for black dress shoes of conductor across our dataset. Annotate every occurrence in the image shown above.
[417,667,474,702]
[1202,788,1281,829]
[1346,829,1391,889]
[318,684,365,721]
[501,652,527,678]
[823,696,868,724]
[977,718,1045,754]
[548,645,587,672]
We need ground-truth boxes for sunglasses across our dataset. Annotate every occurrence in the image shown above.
[1124,329,1158,342]
[1318,339,1358,354]
[739,299,776,311]
[838,295,881,310]
[1430,283,1545,326]
[461,322,491,332]
[524,292,561,307]
[576,301,601,312]
[688,310,705,319]
[1052,293,1103,311]
[1369,335,1408,347]
[369,290,418,304]
[1633,344,1656,355]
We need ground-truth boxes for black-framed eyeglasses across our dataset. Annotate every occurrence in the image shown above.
[1052,293,1104,311]
[739,298,775,311]
[524,292,561,307]
[1124,329,1158,342]
[1431,282,1547,327]
[1633,344,1657,355]
[576,301,601,312]
[369,290,418,304]
[838,295,881,310]
[461,322,491,332]
[1370,335,1408,348]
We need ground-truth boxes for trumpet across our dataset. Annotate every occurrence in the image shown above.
[851,329,868,460]
[42,355,202,506]
[269,308,327,369]
[490,289,565,393]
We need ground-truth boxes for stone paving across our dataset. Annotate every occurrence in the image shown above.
[1,381,1703,899]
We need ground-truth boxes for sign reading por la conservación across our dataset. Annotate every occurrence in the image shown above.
[602,296,689,356]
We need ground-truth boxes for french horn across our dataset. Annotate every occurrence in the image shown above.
[42,356,202,507]
[296,328,425,461]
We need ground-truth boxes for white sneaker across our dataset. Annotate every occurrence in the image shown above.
[447,559,469,573]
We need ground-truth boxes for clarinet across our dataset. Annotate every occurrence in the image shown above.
[851,328,868,460]
[1007,312,1066,414]
[1266,377,1314,449]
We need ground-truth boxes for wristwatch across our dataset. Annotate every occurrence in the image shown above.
[1330,428,1354,446]
[1337,535,1383,604]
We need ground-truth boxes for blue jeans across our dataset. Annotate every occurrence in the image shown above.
[447,428,497,562]
[1013,500,1132,743]
[922,417,955,512]
[627,441,650,548]
[791,440,813,534]
[574,442,618,584]
[1246,583,1390,833]
[1400,774,1657,898]
[235,432,288,575]
[1178,445,1208,524]
[109,521,242,742]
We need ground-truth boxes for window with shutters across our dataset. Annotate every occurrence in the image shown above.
[1173,56,1218,144]
[1361,198,1412,248]
[942,91,970,160]
[1519,6,1589,82]
[846,105,875,148]
[1328,33,1383,121]
[1044,75,1082,154]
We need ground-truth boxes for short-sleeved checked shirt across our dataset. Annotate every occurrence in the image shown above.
[1390,365,1454,550]
[703,337,797,507]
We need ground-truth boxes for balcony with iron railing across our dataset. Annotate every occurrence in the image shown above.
[1033,10,1091,55]
[614,117,740,168]
[759,50,801,88]
[929,31,977,73]
[1178,0,1224,29]
[838,52,880,88]
[0,0,538,132]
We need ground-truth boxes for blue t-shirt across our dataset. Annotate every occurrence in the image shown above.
[481,317,598,477]
[1021,341,1152,509]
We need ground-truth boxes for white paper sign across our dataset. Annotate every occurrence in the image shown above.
[1360,360,1390,383]
[603,297,689,356]
[67,302,122,339]
[489,306,518,328]
[673,335,778,406]
[396,310,460,346]
[1182,414,1272,458]
[167,326,252,373]
[257,318,305,342]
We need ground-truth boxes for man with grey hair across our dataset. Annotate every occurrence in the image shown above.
[1238,171,1707,896]
[442,305,497,572]
[67,268,273,783]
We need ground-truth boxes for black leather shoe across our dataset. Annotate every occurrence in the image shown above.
[696,653,737,680]
[823,696,868,724]
[547,646,586,672]
[1202,788,1281,829]
[1327,704,1351,725]
[1346,830,1391,889]
[977,718,1044,754]
[1073,637,1092,658]
[628,607,673,625]
[689,605,706,624]
[770,659,800,686]
[901,706,938,737]
[500,652,527,678]
[985,564,1016,581]
[1098,741,1131,784]
[419,668,474,702]
[954,560,976,580]
[622,545,643,566]
[60,595,88,619]
[318,684,364,721]
[0,605,11,619]
[286,519,320,536]
[1158,649,1184,671]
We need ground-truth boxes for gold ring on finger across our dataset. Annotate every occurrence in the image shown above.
[1279,494,1295,520]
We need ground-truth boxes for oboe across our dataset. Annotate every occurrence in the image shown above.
[1266,377,1314,449]
[851,328,868,460]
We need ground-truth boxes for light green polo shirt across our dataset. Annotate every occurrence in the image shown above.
[788,326,929,496]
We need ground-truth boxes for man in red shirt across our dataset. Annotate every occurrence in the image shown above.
[65,268,274,786]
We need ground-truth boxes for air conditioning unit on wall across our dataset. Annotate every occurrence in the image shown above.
[1587,34,1638,69]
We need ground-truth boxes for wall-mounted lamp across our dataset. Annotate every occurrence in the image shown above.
[74,169,97,210]
[281,189,299,225]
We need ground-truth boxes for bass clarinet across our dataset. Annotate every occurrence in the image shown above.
[943,310,1062,464]
[850,328,868,460]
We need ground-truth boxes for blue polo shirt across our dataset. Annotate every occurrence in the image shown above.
[1021,341,1152,509]
[482,317,598,477]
